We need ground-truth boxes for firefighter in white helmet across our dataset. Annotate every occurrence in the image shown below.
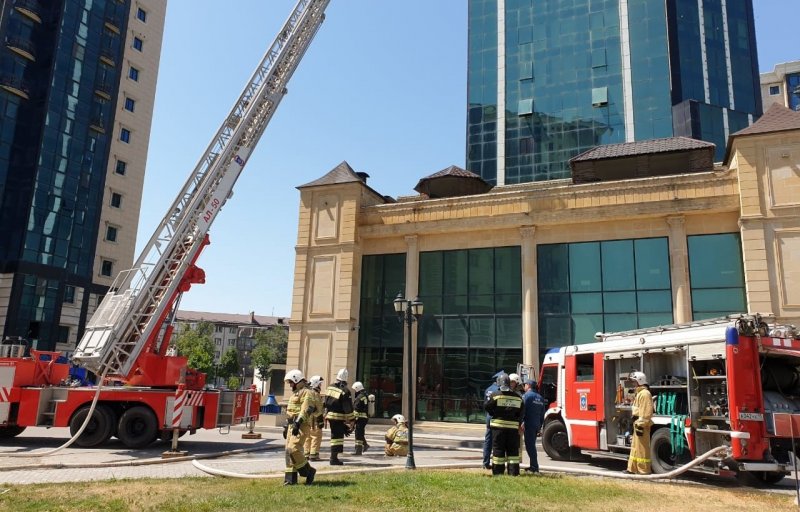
[303,375,325,461]
[324,368,354,465]
[384,414,409,456]
[351,381,370,455]
[625,371,653,475]
[283,369,316,485]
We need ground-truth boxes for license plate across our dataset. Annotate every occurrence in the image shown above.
[738,412,763,421]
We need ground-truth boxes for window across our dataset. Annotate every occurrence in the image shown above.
[120,128,131,143]
[215,325,223,332]
[214,338,222,345]
[229,327,236,334]
[111,192,122,208]
[105,225,118,242]
[575,353,595,382]
[687,233,746,320]
[769,85,780,96]
[136,8,147,22]
[64,285,75,304]
[115,160,127,175]
[101,260,113,277]
[133,37,143,51]
[124,98,135,112]
[228,339,235,345]
[128,66,139,81]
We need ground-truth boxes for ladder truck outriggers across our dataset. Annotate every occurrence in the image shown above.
[539,314,800,485]
[0,0,330,449]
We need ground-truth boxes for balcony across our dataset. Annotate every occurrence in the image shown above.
[14,0,42,24]
[94,82,113,100]
[5,36,36,62]
[0,74,30,99]
[89,117,106,134]
[99,48,117,67]
[104,17,122,35]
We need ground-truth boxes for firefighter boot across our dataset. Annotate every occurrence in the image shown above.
[330,452,343,466]
[298,463,316,485]
[508,463,520,477]
[308,453,320,461]
[283,471,298,486]
[492,463,505,476]
[353,444,363,456]
[363,441,370,453]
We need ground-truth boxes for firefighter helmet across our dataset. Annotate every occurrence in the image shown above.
[336,368,349,382]
[509,373,521,384]
[352,381,364,392]
[629,371,648,386]
[309,375,324,390]
[392,414,406,424]
[285,369,305,384]
[496,372,510,391]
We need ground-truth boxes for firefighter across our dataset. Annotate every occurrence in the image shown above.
[485,373,525,476]
[384,414,409,456]
[625,371,654,475]
[509,373,522,396]
[324,368,354,465]
[283,369,316,486]
[522,378,546,473]
[351,381,370,455]
[303,375,325,461]
[483,370,506,470]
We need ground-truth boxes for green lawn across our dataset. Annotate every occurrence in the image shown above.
[0,470,793,512]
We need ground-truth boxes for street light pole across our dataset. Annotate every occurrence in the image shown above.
[394,292,423,471]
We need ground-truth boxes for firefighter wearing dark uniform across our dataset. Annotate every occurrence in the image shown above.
[484,372,525,476]
[351,381,370,455]
[284,369,316,486]
[324,368,354,465]
[626,371,653,475]
[303,375,325,461]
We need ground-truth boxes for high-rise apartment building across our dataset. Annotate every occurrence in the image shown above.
[761,61,800,112]
[0,0,165,351]
[467,0,762,185]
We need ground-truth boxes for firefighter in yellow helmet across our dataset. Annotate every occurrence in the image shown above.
[283,369,316,485]
[625,371,653,475]
[303,375,325,461]
[384,414,409,456]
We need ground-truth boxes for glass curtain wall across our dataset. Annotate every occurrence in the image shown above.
[687,233,746,319]
[538,238,673,349]
[356,254,406,418]
[417,247,522,423]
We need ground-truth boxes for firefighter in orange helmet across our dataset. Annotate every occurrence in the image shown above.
[625,371,653,475]
[283,369,316,485]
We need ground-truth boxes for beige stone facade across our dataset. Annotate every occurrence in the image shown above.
[286,114,800,411]
[761,61,800,111]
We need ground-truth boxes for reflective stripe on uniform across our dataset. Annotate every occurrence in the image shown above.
[490,419,520,429]
[495,396,522,408]
[354,412,368,419]
[629,456,651,463]
[492,456,508,465]
[327,412,349,421]
[507,456,521,464]
[330,439,344,447]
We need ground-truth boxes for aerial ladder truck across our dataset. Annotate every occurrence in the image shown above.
[0,0,330,449]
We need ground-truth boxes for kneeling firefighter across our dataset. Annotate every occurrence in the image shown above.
[384,414,409,456]
[283,369,317,485]
[626,371,653,475]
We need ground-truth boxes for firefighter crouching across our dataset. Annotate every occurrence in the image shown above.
[283,369,317,485]
[303,375,325,461]
[324,368,354,465]
[485,373,525,476]
[384,414,409,456]
[625,371,653,475]
[352,381,370,455]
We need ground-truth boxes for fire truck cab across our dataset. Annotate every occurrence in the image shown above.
[539,314,800,485]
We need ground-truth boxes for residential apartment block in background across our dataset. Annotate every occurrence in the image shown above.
[0,0,165,352]
[761,61,800,112]
[467,0,762,185]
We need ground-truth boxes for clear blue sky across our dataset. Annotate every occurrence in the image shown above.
[139,0,795,319]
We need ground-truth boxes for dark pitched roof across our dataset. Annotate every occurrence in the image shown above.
[570,137,715,163]
[414,165,493,198]
[176,310,287,327]
[297,161,363,189]
[724,104,800,164]
[731,103,800,137]
[419,165,483,181]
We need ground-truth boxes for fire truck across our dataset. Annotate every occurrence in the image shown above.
[539,314,800,485]
[0,0,330,449]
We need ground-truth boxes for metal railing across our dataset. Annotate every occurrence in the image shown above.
[5,36,36,60]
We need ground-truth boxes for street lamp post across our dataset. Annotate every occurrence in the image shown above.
[394,292,424,470]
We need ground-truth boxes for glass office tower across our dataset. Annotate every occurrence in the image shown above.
[0,0,164,350]
[467,0,762,185]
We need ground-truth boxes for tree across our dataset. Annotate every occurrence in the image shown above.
[251,326,288,389]
[219,347,239,382]
[173,321,215,374]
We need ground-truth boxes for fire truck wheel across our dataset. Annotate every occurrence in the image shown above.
[117,406,158,449]
[69,405,114,447]
[650,427,690,474]
[542,420,571,461]
[0,425,26,438]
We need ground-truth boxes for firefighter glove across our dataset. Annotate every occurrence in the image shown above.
[634,423,644,436]
[282,424,288,439]
[316,417,324,429]
[344,426,352,437]
[292,420,302,437]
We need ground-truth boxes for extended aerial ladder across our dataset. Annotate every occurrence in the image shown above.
[73,0,331,383]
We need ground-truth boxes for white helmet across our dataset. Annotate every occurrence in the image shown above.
[629,371,648,386]
[352,381,364,392]
[309,375,324,390]
[509,373,520,384]
[285,369,305,384]
[336,368,349,382]
[391,414,406,424]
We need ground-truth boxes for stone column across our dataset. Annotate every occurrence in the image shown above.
[520,226,538,368]
[403,235,419,421]
[667,216,692,323]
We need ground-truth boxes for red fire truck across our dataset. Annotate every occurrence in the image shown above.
[539,314,800,484]
[0,0,330,448]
